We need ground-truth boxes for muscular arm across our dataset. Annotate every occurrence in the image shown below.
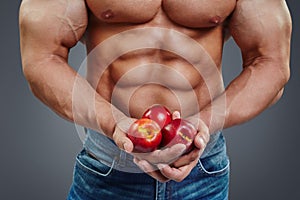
[19,0,125,137]
[199,0,292,133]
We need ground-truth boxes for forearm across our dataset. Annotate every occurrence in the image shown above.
[198,59,289,134]
[23,55,126,138]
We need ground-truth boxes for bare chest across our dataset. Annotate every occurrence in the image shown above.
[86,0,237,28]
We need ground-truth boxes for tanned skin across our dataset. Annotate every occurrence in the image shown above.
[19,0,291,182]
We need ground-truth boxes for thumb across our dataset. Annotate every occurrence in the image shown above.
[112,126,134,153]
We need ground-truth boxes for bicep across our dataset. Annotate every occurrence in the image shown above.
[19,0,88,64]
[229,0,292,66]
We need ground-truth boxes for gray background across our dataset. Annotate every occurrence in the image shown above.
[1,1,299,199]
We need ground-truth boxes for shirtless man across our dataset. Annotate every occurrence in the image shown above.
[19,0,292,199]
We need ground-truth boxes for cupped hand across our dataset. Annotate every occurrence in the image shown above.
[112,112,210,183]
[133,112,210,182]
[157,116,210,182]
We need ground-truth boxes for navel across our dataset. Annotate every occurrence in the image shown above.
[209,15,221,25]
[101,9,115,20]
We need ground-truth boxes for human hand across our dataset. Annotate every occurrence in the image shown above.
[133,112,210,182]
[133,144,200,182]
[112,115,188,182]
[112,117,137,153]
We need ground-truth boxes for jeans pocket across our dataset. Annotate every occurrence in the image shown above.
[197,150,230,177]
[76,149,115,177]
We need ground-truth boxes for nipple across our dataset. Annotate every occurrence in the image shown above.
[101,9,114,20]
[209,15,221,25]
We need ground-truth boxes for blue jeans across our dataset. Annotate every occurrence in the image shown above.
[67,134,230,200]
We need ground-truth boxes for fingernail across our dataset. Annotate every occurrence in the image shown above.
[123,142,131,153]
[198,137,206,148]
[157,163,167,170]
[133,158,139,164]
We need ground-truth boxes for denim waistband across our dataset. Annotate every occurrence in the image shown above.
[83,128,225,173]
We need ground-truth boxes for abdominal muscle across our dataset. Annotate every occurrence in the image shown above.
[85,13,225,119]
[105,52,214,118]
[88,50,223,119]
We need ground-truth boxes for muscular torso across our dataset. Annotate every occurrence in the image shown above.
[84,0,236,118]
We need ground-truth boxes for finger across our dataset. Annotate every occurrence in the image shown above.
[193,122,210,150]
[133,158,157,172]
[156,143,186,163]
[158,164,192,182]
[133,158,169,182]
[197,120,210,142]
[113,126,134,153]
[172,111,181,120]
[171,149,200,168]
[117,118,136,132]
[194,134,207,152]
[186,117,209,139]
[133,143,186,165]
